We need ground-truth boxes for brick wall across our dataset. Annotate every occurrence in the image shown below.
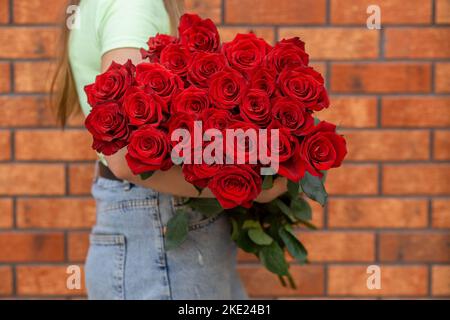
[0,0,449,299]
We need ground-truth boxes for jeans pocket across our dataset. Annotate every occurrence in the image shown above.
[85,233,126,300]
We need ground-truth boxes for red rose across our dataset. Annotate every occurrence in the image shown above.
[272,96,314,135]
[84,101,130,155]
[84,60,135,106]
[172,87,210,116]
[278,66,329,111]
[123,87,166,127]
[140,33,178,63]
[201,108,233,131]
[209,67,247,110]
[300,121,347,177]
[208,165,262,209]
[125,125,173,175]
[182,162,222,189]
[178,13,220,53]
[240,89,272,127]
[249,66,276,96]
[267,37,309,72]
[135,63,183,102]
[159,43,191,77]
[222,33,272,75]
[268,124,304,182]
[187,51,227,87]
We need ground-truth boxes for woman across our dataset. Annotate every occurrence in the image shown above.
[52,0,287,299]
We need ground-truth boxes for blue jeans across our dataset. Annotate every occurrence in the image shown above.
[85,165,248,300]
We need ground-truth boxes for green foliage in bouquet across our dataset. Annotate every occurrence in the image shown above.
[164,172,327,288]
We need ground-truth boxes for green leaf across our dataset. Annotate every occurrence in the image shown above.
[320,170,328,184]
[287,180,300,199]
[139,171,154,180]
[300,172,328,206]
[248,228,273,245]
[259,241,289,276]
[242,219,261,229]
[188,198,223,217]
[165,210,189,250]
[262,175,274,190]
[279,226,307,264]
[274,199,296,222]
[236,230,258,253]
[314,117,320,125]
[291,197,312,221]
[230,218,239,241]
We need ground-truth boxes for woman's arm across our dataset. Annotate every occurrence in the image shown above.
[101,48,287,200]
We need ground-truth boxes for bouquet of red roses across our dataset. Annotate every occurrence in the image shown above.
[84,13,347,287]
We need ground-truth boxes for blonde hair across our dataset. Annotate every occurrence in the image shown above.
[51,0,184,127]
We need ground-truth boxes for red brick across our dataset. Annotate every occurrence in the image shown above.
[327,164,378,195]
[319,96,377,128]
[0,27,58,58]
[239,265,324,297]
[14,61,56,93]
[16,265,86,296]
[0,130,10,160]
[185,0,221,24]
[380,233,450,262]
[328,265,428,297]
[68,232,90,262]
[0,0,9,23]
[0,96,57,127]
[386,28,450,58]
[15,130,96,161]
[435,131,450,160]
[329,199,428,228]
[436,63,450,93]
[432,266,450,296]
[432,200,450,228]
[382,97,450,128]
[343,130,430,161]
[331,63,431,93]
[279,28,379,59]
[69,164,96,195]
[383,164,450,195]
[0,266,12,296]
[17,198,95,228]
[13,0,67,24]
[0,199,13,228]
[436,0,450,23]
[0,62,10,92]
[218,27,275,44]
[0,232,64,262]
[225,0,326,24]
[298,232,375,262]
[0,164,65,195]
[331,0,432,24]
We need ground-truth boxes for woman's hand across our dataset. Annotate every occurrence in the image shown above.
[255,176,288,203]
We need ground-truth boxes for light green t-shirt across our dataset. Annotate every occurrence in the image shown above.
[68,0,170,164]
